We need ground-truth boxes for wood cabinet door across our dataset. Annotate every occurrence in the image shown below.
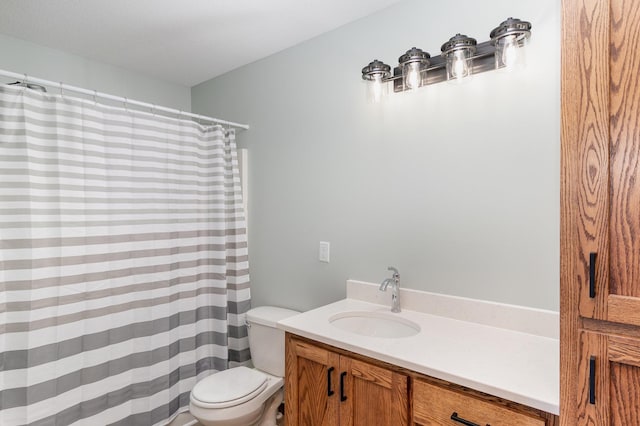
[561,0,640,421]
[285,334,340,426]
[578,330,640,425]
[339,356,409,426]
[604,0,640,327]
[567,0,640,327]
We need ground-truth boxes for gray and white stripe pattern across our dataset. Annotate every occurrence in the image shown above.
[0,84,251,425]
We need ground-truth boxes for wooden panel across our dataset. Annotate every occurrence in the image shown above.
[573,331,640,426]
[609,362,640,425]
[560,0,611,423]
[285,334,339,426]
[607,295,640,327]
[341,355,409,426]
[608,335,640,368]
[412,378,545,426]
[609,0,640,300]
[349,358,394,389]
[560,0,611,320]
[293,339,331,365]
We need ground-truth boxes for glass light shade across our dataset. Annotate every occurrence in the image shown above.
[402,62,423,90]
[365,74,389,104]
[361,59,391,103]
[490,18,531,71]
[495,34,524,70]
[441,34,477,84]
[399,47,429,91]
[446,49,473,82]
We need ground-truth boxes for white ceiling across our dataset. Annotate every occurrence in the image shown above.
[0,0,403,87]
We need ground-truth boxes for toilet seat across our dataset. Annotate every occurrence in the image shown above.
[191,367,268,409]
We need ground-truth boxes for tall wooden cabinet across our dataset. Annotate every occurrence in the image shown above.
[561,0,640,424]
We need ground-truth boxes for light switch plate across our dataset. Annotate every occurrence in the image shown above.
[319,241,330,263]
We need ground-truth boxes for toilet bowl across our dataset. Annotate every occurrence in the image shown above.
[189,306,299,426]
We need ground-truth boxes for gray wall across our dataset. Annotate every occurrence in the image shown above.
[193,0,560,312]
[0,33,191,111]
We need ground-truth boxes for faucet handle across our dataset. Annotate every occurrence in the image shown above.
[387,266,399,278]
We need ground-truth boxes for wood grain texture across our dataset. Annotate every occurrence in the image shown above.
[348,356,409,426]
[563,0,611,320]
[411,374,558,424]
[285,333,339,426]
[340,354,409,426]
[561,0,610,424]
[286,335,409,426]
[412,378,546,426]
[609,362,640,425]
[285,334,298,426]
[609,0,640,301]
[608,335,640,368]
[349,358,394,389]
[607,295,640,326]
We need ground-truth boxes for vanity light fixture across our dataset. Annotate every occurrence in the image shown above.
[490,17,532,70]
[361,59,392,103]
[441,34,477,82]
[399,47,430,90]
[361,17,531,96]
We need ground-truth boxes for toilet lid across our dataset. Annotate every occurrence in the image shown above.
[191,367,268,409]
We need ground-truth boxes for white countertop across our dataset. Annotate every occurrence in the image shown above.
[277,282,559,415]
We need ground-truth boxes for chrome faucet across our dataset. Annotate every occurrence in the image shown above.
[379,266,401,313]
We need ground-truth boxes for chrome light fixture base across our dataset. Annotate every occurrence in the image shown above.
[489,17,532,45]
[361,60,392,81]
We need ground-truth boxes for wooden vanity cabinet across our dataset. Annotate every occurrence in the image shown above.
[561,0,640,423]
[285,334,557,426]
[285,334,409,426]
[412,378,551,426]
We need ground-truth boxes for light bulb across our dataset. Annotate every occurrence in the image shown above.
[451,50,469,80]
[501,35,519,69]
[405,63,421,89]
[371,75,383,103]
[365,73,388,104]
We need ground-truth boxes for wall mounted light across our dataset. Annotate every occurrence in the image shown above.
[490,17,532,70]
[399,47,430,90]
[361,59,391,103]
[361,17,531,96]
[441,34,477,82]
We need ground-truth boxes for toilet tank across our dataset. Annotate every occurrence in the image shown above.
[245,306,300,377]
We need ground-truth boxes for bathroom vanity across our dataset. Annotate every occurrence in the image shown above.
[277,280,559,425]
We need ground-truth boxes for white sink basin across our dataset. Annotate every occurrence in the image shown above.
[329,311,420,338]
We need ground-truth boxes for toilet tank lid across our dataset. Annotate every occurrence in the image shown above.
[246,306,300,328]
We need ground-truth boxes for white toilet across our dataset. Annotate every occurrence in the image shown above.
[189,306,299,426]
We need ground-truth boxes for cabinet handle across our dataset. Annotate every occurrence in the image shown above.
[589,252,597,298]
[589,355,596,404]
[339,371,347,402]
[450,412,485,426]
[327,367,335,396]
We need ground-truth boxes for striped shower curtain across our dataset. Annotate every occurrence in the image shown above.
[0,84,251,425]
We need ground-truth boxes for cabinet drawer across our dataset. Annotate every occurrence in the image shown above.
[413,379,546,426]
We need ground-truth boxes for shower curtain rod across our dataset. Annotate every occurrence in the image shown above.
[0,68,250,130]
